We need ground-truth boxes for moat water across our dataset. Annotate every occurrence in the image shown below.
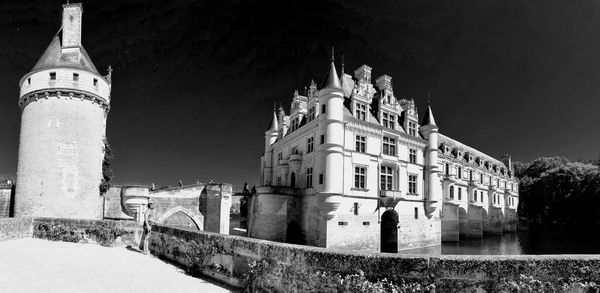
[400,231,600,255]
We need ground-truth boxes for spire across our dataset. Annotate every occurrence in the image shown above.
[268,106,278,131]
[324,47,342,90]
[421,95,437,127]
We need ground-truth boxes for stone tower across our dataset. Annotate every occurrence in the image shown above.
[420,102,442,218]
[15,3,111,219]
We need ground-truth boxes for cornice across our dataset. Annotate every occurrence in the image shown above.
[19,88,110,112]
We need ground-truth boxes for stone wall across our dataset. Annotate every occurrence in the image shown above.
[0,218,33,241]
[149,224,600,292]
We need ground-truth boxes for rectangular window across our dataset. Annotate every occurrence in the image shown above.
[50,72,56,80]
[382,136,396,156]
[277,176,282,185]
[307,137,314,153]
[353,202,359,215]
[320,134,325,144]
[409,149,417,164]
[474,191,478,202]
[408,174,417,194]
[354,166,366,189]
[93,78,98,86]
[481,191,484,202]
[414,207,419,219]
[458,187,462,200]
[380,166,393,190]
[319,173,324,184]
[355,135,366,153]
[278,152,282,160]
[306,168,313,188]
[321,104,326,114]
[408,121,417,136]
[73,73,79,81]
[445,163,450,175]
[382,112,395,129]
[457,167,462,179]
[308,107,315,121]
[355,103,367,120]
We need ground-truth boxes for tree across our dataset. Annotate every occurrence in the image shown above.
[99,138,114,195]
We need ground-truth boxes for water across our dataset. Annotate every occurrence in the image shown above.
[400,231,600,255]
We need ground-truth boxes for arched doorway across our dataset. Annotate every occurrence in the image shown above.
[381,209,399,253]
[290,172,296,187]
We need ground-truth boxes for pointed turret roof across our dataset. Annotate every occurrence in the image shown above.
[31,34,99,74]
[324,61,342,90]
[267,109,278,131]
[421,102,437,127]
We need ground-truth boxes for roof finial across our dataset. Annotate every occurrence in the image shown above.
[107,65,113,83]
[426,92,431,105]
[331,46,335,63]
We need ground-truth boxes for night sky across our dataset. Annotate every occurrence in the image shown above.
[1,0,599,189]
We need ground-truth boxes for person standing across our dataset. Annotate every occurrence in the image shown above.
[139,202,156,254]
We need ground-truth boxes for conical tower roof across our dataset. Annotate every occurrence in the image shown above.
[267,109,278,131]
[421,103,437,127]
[323,61,342,90]
[31,34,99,74]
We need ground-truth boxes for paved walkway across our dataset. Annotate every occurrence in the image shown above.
[0,238,235,293]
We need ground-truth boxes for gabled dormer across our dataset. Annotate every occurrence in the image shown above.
[374,75,401,130]
[306,80,319,122]
[289,90,308,132]
[399,98,419,137]
[350,65,375,122]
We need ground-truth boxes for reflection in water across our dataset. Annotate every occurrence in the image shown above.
[399,231,600,255]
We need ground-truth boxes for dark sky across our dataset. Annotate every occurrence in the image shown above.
[1,0,600,189]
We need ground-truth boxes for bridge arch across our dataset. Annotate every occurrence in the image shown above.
[158,206,204,231]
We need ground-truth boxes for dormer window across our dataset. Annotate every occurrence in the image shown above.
[50,72,56,80]
[382,112,395,129]
[93,78,98,86]
[355,103,367,121]
[73,73,79,81]
[307,107,315,122]
[27,77,31,85]
[408,121,417,136]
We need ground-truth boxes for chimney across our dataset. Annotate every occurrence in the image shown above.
[375,75,393,93]
[353,65,372,83]
[62,3,83,47]
[501,154,513,172]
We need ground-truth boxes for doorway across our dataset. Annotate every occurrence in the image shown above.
[381,209,399,253]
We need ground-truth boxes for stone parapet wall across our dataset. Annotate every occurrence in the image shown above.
[149,224,600,292]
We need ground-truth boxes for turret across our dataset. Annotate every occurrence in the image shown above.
[263,107,279,185]
[319,55,345,195]
[419,101,441,217]
[14,3,110,219]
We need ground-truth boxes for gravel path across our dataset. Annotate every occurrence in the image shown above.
[0,238,235,293]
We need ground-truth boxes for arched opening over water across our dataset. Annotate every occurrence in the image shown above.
[290,172,296,187]
[381,209,399,253]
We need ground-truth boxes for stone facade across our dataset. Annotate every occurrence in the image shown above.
[251,59,519,252]
[0,187,14,218]
[14,3,110,219]
[103,183,232,234]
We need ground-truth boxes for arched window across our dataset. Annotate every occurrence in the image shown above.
[449,186,454,199]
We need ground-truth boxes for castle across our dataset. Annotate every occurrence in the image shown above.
[249,57,519,252]
[8,3,232,233]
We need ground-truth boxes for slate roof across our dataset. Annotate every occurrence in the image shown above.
[31,34,99,74]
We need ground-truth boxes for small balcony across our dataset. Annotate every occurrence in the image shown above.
[379,189,402,198]
[289,154,302,162]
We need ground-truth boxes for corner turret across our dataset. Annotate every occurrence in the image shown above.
[419,100,442,217]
